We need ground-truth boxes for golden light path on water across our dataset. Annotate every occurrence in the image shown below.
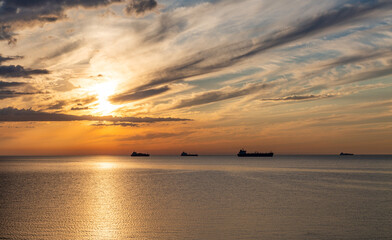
[89,160,123,239]
[96,162,117,169]
[1,155,392,239]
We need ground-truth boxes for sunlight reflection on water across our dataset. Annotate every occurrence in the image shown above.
[96,162,117,169]
[0,155,392,239]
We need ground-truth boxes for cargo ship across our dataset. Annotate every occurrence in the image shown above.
[131,152,150,157]
[339,152,354,156]
[237,149,273,157]
[181,152,198,156]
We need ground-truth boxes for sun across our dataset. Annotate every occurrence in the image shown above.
[90,81,118,115]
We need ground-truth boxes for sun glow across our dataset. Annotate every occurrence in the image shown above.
[96,162,116,169]
[90,81,119,115]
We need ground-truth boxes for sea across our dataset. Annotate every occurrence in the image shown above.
[0,155,391,240]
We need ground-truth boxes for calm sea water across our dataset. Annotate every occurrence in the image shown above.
[1,155,391,240]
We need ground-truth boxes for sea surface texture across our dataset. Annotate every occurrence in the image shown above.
[1,155,392,240]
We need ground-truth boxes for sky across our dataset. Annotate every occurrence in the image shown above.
[0,0,391,155]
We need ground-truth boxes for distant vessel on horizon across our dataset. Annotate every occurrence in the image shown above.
[181,152,198,156]
[131,152,150,157]
[237,149,273,157]
[340,152,354,156]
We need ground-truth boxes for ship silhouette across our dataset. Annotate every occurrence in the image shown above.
[237,149,273,157]
[339,152,354,156]
[181,152,198,156]
[131,151,150,157]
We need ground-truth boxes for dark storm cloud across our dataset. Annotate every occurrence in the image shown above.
[172,83,272,109]
[0,107,191,123]
[124,0,158,17]
[0,54,23,64]
[0,65,49,78]
[114,1,392,101]
[110,85,170,103]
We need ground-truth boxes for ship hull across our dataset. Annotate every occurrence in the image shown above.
[131,152,149,157]
[181,152,198,156]
[238,153,273,157]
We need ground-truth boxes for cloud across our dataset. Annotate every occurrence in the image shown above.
[0,81,26,89]
[46,101,68,110]
[77,96,99,105]
[334,65,392,85]
[307,114,392,128]
[302,50,392,79]
[92,122,138,127]
[0,90,36,100]
[124,0,158,17]
[52,79,78,92]
[0,107,191,123]
[0,0,125,43]
[172,82,272,109]
[0,65,49,78]
[261,64,392,105]
[0,0,124,23]
[247,0,392,58]
[71,107,89,111]
[40,96,98,111]
[120,131,192,140]
[114,1,392,100]
[42,40,83,60]
[0,81,38,100]
[263,94,334,101]
[110,85,170,103]
[0,54,23,64]
[261,64,392,104]
[0,25,17,45]
[141,13,188,44]
[321,50,392,68]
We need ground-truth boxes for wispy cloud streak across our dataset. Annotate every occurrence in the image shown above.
[0,107,191,123]
[172,82,272,109]
[0,65,49,78]
[263,94,334,102]
[110,85,170,103]
[0,54,23,64]
[113,0,392,102]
